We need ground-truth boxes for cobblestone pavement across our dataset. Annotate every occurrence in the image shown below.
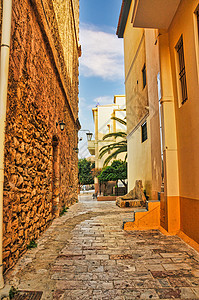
[2,193,199,299]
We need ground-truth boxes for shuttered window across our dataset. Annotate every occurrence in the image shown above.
[142,64,146,89]
[196,7,199,34]
[141,122,147,143]
[175,35,188,105]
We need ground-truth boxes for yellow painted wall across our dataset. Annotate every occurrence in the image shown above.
[157,32,180,231]
[167,0,199,242]
[168,0,199,201]
[123,2,152,196]
[126,0,199,245]
[124,4,148,135]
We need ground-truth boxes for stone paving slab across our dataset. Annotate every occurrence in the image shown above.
[1,193,199,299]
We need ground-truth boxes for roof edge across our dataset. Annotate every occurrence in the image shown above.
[116,0,132,38]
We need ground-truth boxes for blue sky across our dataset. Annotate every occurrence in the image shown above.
[78,0,125,158]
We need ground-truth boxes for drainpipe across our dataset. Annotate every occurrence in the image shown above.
[0,0,12,288]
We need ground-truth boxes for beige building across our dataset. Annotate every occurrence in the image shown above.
[117,0,199,249]
[88,95,126,192]
[117,2,162,200]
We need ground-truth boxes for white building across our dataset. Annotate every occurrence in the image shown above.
[88,95,126,192]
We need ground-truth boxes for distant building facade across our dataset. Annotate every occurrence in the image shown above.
[88,95,126,193]
[0,0,80,271]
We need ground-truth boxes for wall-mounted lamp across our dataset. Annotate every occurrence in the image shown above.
[74,147,79,153]
[56,120,65,131]
[73,136,83,153]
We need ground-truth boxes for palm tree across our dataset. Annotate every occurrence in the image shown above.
[99,117,127,166]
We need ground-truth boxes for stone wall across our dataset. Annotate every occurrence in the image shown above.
[42,0,80,117]
[2,0,80,271]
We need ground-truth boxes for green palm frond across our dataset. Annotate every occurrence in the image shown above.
[103,147,127,166]
[99,140,127,153]
[99,146,127,160]
[102,131,126,140]
[99,116,127,167]
[124,153,127,161]
[99,142,127,160]
[111,116,127,126]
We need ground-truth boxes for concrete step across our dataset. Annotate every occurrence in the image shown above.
[123,200,160,230]
[122,214,135,229]
[134,208,148,213]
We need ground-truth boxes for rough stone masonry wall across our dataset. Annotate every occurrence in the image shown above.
[2,0,79,271]
[43,0,80,118]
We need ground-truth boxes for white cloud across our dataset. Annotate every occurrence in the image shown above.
[93,96,113,105]
[86,96,113,110]
[80,24,124,81]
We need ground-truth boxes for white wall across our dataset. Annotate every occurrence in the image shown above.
[127,118,152,197]
[95,96,126,169]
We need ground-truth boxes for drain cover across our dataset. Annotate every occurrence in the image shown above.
[13,291,43,300]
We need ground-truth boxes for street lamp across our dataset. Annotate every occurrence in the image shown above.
[86,132,93,141]
[79,129,93,141]
[77,130,93,156]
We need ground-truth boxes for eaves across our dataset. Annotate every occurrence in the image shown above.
[116,0,132,38]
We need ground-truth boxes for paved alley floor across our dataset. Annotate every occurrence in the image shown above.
[3,193,199,299]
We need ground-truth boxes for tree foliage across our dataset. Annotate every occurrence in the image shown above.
[98,160,127,187]
[91,168,102,178]
[99,117,127,166]
[78,159,95,185]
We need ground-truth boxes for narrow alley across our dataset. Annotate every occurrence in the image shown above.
[2,193,199,300]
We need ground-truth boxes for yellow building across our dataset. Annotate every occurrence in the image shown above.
[118,0,199,249]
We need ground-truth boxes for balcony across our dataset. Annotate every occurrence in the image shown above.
[132,0,181,29]
[87,140,95,155]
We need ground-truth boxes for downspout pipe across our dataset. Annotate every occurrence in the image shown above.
[0,0,12,288]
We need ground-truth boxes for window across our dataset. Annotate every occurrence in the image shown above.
[194,4,199,83]
[142,64,146,89]
[175,35,188,105]
[195,5,199,34]
[141,122,147,143]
